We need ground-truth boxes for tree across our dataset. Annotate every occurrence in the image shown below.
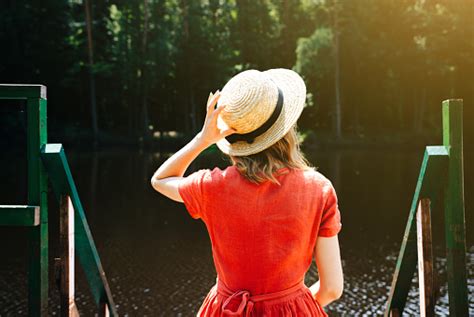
[84,0,99,144]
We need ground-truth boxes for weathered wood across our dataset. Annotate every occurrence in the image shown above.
[442,99,468,316]
[416,198,435,317]
[387,99,468,316]
[41,144,117,316]
[384,146,448,316]
[59,196,79,317]
[99,302,110,317]
[0,205,40,226]
[27,96,48,316]
[0,84,46,99]
[389,308,400,317]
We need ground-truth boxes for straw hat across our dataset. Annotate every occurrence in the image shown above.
[216,68,306,156]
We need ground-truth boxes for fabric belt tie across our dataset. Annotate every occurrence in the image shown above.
[216,278,306,317]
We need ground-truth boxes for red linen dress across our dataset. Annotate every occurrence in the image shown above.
[178,166,342,316]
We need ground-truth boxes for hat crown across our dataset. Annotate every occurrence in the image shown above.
[218,70,279,134]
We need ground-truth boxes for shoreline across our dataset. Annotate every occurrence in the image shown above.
[1,130,470,153]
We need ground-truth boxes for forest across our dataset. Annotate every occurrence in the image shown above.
[0,0,472,148]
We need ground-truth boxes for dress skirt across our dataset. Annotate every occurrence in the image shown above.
[196,278,328,317]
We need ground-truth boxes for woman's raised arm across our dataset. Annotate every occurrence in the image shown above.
[150,91,235,201]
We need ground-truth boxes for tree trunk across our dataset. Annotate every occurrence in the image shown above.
[416,87,427,134]
[141,0,150,145]
[354,61,361,136]
[190,88,197,133]
[180,0,193,135]
[333,1,342,139]
[124,12,133,138]
[412,88,419,133]
[84,0,99,145]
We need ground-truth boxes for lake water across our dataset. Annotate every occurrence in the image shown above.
[0,146,472,316]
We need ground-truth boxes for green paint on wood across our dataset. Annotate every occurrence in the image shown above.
[41,144,117,316]
[26,96,48,316]
[0,206,40,226]
[0,84,46,99]
[1,85,115,316]
[386,99,468,316]
[384,146,449,316]
[442,99,468,316]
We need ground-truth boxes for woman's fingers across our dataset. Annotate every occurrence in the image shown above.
[206,90,220,120]
[206,90,220,115]
[210,104,226,123]
[214,104,226,114]
[211,90,220,107]
[206,92,213,108]
[221,128,236,137]
[206,92,214,117]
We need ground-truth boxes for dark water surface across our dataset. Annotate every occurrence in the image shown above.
[0,147,472,316]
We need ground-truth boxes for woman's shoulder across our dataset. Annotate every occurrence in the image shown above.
[300,168,331,183]
[195,166,333,189]
[193,165,239,182]
[299,168,336,193]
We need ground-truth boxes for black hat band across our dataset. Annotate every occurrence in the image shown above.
[225,86,284,144]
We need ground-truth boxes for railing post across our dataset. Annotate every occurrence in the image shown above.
[99,303,110,317]
[384,146,448,316]
[27,95,48,316]
[442,99,468,316]
[59,195,79,317]
[416,198,434,317]
[41,144,118,316]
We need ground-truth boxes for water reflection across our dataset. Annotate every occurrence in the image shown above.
[0,147,472,316]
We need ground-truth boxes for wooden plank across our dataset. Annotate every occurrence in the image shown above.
[99,302,110,317]
[27,97,48,316]
[416,198,435,317]
[0,205,40,226]
[59,196,80,317]
[0,84,46,99]
[389,309,400,317]
[442,99,468,316]
[41,144,117,316]
[384,146,448,316]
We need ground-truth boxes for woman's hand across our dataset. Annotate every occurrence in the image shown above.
[151,90,236,201]
[197,90,236,147]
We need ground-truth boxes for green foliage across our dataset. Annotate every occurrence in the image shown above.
[296,27,333,81]
[295,0,473,137]
[0,0,472,145]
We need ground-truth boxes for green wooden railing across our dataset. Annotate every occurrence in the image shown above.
[0,85,49,316]
[41,144,116,315]
[0,84,116,316]
[385,100,468,316]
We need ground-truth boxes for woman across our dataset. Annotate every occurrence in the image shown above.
[151,69,343,316]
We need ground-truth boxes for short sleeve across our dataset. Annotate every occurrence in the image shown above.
[178,169,210,220]
[318,181,342,237]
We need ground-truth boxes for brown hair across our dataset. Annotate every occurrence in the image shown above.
[228,125,313,185]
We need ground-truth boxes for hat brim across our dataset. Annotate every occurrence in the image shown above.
[216,68,306,156]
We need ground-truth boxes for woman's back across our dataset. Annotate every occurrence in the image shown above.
[151,68,343,316]
[179,166,341,295]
